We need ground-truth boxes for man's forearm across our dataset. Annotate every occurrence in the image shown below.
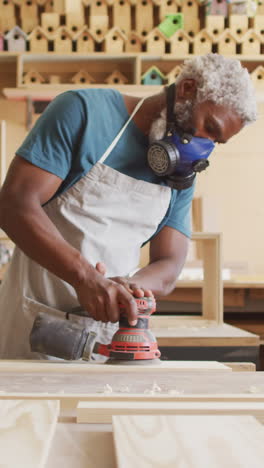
[130,257,185,297]
[0,201,92,288]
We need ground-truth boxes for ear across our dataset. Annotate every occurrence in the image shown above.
[176,79,197,100]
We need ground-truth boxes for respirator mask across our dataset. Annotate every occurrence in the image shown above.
[147,83,215,190]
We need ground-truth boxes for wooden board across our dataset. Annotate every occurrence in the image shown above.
[77,400,264,424]
[0,360,231,373]
[0,399,59,468]
[112,415,264,468]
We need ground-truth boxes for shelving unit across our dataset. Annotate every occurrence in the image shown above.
[0,51,263,100]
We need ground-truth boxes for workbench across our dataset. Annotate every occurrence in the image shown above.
[1,361,264,468]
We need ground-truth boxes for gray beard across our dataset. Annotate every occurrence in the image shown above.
[148,99,193,143]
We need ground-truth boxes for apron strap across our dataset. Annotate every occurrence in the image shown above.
[99,96,146,164]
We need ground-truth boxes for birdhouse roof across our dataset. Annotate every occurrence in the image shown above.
[23,69,45,82]
[217,28,240,42]
[5,26,27,40]
[146,27,168,42]
[54,26,75,39]
[194,29,214,42]
[240,28,262,42]
[71,70,96,82]
[102,27,127,42]
[166,65,183,77]
[105,70,129,83]
[169,29,191,42]
[27,26,51,40]
[74,26,97,41]
[141,66,166,80]
[251,65,264,77]
[127,31,146,44]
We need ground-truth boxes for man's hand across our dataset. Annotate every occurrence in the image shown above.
[73,263,138,325]
[96,262,153,298]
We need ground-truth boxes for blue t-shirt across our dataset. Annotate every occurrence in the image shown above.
[16,89,195,240]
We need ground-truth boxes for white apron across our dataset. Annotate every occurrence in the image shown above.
[0,98,171,359]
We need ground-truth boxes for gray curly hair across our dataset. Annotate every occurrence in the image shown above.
[176,53,257,125]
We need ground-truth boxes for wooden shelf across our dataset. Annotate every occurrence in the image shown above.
[2,84,162,101]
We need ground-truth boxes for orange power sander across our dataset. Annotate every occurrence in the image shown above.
[30,296,161,364]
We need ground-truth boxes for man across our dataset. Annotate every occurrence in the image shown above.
[0,53,257,359]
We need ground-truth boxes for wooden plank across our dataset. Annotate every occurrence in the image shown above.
[202,235,223,322]
[77,400,264,424]
[112,415,264,468]
[0,399,60,468]
[1,371,264,403]
[0,360,231,374]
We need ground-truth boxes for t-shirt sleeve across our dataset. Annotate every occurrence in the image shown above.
[165,184,195,238]
[16,91,85,179]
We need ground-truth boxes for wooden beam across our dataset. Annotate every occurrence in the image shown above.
[77,400,264,424]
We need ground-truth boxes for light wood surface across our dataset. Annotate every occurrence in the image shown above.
[77,400,264,424]
[113,415,264,468]
[0,399,59,468]
[0,360,231,373]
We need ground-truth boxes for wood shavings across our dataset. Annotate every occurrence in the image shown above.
[117,386,130,393]
[103,384,113,394]
[144,382,162,395]
[248,386,261,394]
[168,389,185,395]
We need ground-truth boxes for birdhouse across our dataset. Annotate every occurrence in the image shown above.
[0,0,16,34]
[104,70,129,85]
[44,0,65,13]
[141,66,166,85]
[145,28,168,54]
[41,13,60,35]
[229,0,257,16]
[155,0,178,21]
[169,29,191,55]
[0,33,4,51]
[257,0,264,13]
[229,14,249,38]
[193,29,213,54]
[28,27,51,53]
[23,69,46,85]
[135,0,154,38]
[240,29,261,54]
[205,0,228,16]
[250,65,264,88]
[158,14,184,38]
[101,27,127,53]
[21,0,39,34]
[166,65,183,85]
[66,13,85,35]
[180,0,200,18]
[5,26,27,52]
[112,0,134,35]
[125,31,144,52]
[253,15,264,42]
[205,15,225,41]
[53,26,74,53]
[74,27,97,53]
[183,16,200,39]
[217,29,238,55]
[88,0,112,40]
[71,70,96,85]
